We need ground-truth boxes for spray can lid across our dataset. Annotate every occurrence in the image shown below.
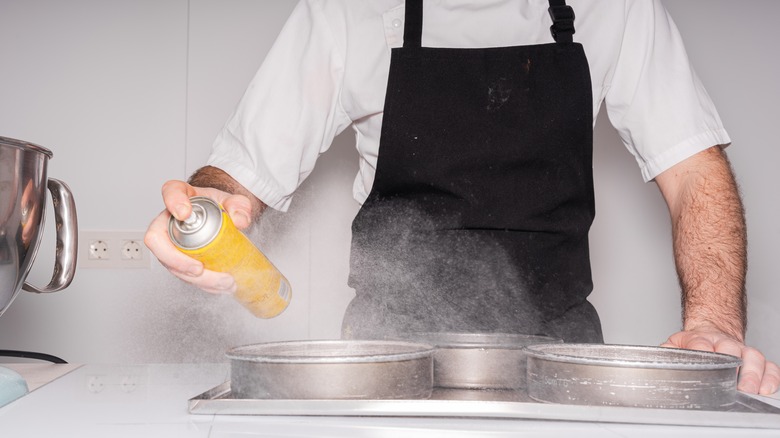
[168,196,223,250]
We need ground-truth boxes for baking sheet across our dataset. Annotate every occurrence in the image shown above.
[189,381,780,429]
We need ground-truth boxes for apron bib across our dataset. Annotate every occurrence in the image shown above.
[344,0,602,343]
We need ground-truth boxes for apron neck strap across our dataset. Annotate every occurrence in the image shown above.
[548,0,576,43]
[402,0,577,48]
[403,0,423,48]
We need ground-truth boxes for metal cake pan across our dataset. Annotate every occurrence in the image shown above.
[226,340,435,400]
[524,343,742,410]
[404,332,562,389]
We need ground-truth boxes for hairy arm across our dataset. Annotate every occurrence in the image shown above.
[188,165,267,221]
[655,146,747,340]
[655,146,779,394]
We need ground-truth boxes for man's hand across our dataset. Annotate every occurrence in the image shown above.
[662,328,780,395]
[143,166,261,295]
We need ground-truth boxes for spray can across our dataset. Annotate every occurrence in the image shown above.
[168,196,291,318]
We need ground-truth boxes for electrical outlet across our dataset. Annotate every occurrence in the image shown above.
[86,375,105,393]
[88,240,110,260]
[121,240,144,261]
[79,231,151,269]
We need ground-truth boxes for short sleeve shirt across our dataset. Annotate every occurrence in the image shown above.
[207,0,730,212]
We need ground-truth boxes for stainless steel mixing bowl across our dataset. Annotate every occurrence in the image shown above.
[0,136,77,317]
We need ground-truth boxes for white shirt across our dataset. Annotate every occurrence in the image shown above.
[207,0,730,212]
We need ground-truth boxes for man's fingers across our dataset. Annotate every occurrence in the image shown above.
[223,194,254,230]
[161,180,199,221]
[680,335,716,353]
[144,210,204,277]
[711,337,744,359]
[161,183,254,229]
[660,330,778,395]
[759,360,780,395]
[169,268,237,295]
[737,347,766,394]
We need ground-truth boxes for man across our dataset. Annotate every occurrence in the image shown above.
[145,0,779,394]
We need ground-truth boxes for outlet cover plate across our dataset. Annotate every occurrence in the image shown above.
[79,231,151,269]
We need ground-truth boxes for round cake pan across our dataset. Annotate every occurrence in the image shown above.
[524,343,741,410]
[404,332,562,389]
[226,340,435,400]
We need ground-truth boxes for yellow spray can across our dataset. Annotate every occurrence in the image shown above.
[167,196,291,318]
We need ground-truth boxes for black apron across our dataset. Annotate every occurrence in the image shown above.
[343,0,603,343]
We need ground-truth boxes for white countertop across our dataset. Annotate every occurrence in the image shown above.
[2,363,81,391]
[1,363,779,437]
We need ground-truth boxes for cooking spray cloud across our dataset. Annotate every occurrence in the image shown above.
[343,200,544,340]
[128,207,308,364]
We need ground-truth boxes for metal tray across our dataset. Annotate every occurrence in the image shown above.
[189,381,780,429]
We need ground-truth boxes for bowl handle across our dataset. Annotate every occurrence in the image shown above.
[22,178,78,293]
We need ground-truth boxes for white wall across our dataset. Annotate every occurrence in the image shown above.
[590,0,780,359]
[0,0,777,365]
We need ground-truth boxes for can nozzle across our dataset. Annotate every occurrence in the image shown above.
[170,201,210,241]
[183,213,198,226]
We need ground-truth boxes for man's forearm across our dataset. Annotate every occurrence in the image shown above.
[658,146,747,342]
[188,165,267,221]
